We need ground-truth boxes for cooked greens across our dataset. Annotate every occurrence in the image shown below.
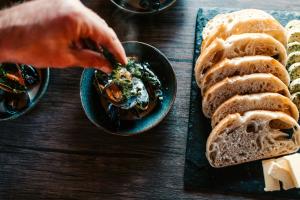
[94,58,163,125]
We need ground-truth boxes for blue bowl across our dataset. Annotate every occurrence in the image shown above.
[80,41,177,136]
[0,67,50,121]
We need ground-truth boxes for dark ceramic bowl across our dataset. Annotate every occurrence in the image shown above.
[80,41,177,136]
[0,67,50,121]
[110,0,176,15]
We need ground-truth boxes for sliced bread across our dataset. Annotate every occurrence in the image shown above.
[201,9,287,50]
[201,56,289,94]
[289,78,300,94]
[287,29,300,43]
[288,62,300,81]
[287,51,300,68]
[291,92,300,110]
[195,33,287,88]
[211,93,299,128]
[206,111,300,168]
[286,20,300,32]
[202,73,290,118]
[287,42,300,54]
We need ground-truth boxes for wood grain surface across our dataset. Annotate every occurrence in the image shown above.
[0,0,299,199]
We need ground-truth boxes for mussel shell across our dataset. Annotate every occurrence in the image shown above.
[107,104,121,127]
[3,92,30,114]
[0,63,27,93]
[0,63,19,74]
[20,64,40,87]
[94,70,109,90]
[132,77,149,110]
[0,89,5,102]
[139,0,160,10]
[100,94,157,121]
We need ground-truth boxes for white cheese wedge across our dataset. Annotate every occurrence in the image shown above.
[262,159,280,191]
[268,161,295,190]
[283,153,300,188]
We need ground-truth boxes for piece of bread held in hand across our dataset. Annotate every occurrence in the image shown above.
[206,111,300,168]
[195,33,287,88]
[211,93,299,128]
[202,73,290,118]
[201,56,289,95]
[201,9,287,51]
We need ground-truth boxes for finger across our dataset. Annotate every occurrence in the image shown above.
[105,27,128,65]
[83,17,127,65]
[70,49,112,73]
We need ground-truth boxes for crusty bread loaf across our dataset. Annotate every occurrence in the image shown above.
[206,111,300,168]
[202,73,290,118]
[201,56,289,94]
[211,93,299,128]
[195,33,287,88]
[201,9,287,50]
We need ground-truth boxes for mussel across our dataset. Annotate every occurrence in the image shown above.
[94,58,163,126]
[19,64,40,87]
[121,0,161,11]
[139,0,161,10]
[2,92,30,115]
[0,63,40,116]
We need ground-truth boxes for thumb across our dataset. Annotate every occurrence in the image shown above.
[70,49,113,73]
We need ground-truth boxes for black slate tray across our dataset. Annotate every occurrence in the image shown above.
[184,8,300,198]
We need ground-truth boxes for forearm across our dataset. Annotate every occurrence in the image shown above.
[0,7,16,63]
[0,3,34,63]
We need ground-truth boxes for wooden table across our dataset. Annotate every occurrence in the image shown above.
[0,0,299,199]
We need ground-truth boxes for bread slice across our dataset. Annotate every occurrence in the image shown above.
[201,56,289,94]
[286,20,300,32]
[211,93,299,128]
[291,92,300,110]
[289,78,300,94]
[206,111,300,168]
[201,9,287,50]
[288,62,300,81]
[195,33,287,87]
[287,52,300,68]
[202,73,290,118]
[288,42,300,54]
[287,29,300,43]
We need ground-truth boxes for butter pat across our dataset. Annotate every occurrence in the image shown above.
[283,153,300,188]
[268,161,295,190]
[262,159,280,191]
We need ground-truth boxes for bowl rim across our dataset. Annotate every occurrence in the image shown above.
[80,41,177,136]
[0,67,50,121]
[110,0,177,15]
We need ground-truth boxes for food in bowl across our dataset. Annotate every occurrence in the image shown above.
[94,57,163,127]
[0,63,40,116]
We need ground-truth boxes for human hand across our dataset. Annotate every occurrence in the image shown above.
[0,0,127,73]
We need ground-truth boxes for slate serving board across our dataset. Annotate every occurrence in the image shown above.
[184,8,300,198]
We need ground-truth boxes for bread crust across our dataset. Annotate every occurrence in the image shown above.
[202,9,287,51]
[206,111,300,168]
[195,33,287,88]
[201,56,289,94]
[202,73,290,118]
[211,93,299,128]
